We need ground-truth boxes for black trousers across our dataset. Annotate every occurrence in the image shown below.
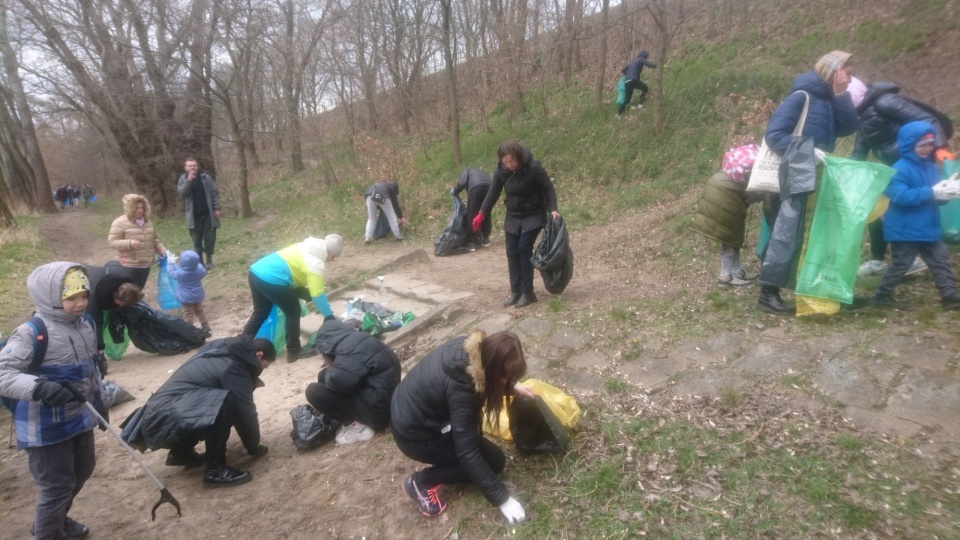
[393,431,505,488]
[241,271,303,351]
[868,218,887,261]
[169,394,238,465]
[505,227,542,294]
[189,213,217,260]
[305,380,389,431]
[466,186,491,246]
[617,79,649,114]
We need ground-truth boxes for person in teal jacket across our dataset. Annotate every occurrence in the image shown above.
[241,235,343,362]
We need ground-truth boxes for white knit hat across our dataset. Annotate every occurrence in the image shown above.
[325,234,343,257]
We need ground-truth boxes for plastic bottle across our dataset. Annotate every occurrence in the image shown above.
[378,276,389,305]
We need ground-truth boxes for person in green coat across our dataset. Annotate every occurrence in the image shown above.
[692,144,762,286]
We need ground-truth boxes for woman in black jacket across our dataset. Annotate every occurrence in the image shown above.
[390,330,532,523]
[474,141,560,308]
[305,320,400,444]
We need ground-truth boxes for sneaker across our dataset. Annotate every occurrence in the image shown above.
[203,464,252,489]
[403,473,446,517]
[905,258,928,276]
[858,260,888,277]
[718,274,752,287]
[394,236,404,242]
[286,348,319,363]
[872,295,907,309]
[365,238,372,245]
[735,268,759,281]
[30,517,89,539]
[165,449,205,468]
[201,323,212,338]
[482,238,492,247]
[335,421,374,444]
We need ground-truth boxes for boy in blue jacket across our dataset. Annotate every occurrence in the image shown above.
[167,250,211,337]
[873,121,960,309]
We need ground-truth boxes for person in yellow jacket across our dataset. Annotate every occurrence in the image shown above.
[241,235,343,362]
[107,194,167,289]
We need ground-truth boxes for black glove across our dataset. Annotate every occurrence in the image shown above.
[32,380,76,408]
[96,351,108,378]
[94,401,110,431]
[249,442,269,457]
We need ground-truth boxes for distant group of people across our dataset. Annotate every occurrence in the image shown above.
[692,50,957,315]
[54,183,94,208]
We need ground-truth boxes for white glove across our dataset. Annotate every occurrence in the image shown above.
[499,496,526,524]
[814,148,826,165]
[933,179,960,201]
[949,173,959,183]
[166,251,179,265]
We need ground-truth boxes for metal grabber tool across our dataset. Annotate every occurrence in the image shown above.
[62,382,182,521]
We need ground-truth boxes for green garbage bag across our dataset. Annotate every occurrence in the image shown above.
[255,300,310,354]
[103,322,130,361]
[795,157,894,304]
[755,212,770,261]
[940,160,960,244]
[361,311,415,337]
[615,76,627,107]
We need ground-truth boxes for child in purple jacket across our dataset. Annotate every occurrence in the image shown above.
[167,250,211,336]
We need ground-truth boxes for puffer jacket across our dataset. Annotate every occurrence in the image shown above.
[765,71,859,156]
[167,250,207,304]
[107,194,166,267]
[691,172,750,247]
[621,50,657,81]
[141,335,264,452]
[882,121,943,243]
[0,262,103,449]
[390,330,510,506]
[315,320,400,430]
[453,168,491,196]
[851,82,952,166]
[479,147,559,235]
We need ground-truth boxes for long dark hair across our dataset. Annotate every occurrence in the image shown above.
[480,331,527,430]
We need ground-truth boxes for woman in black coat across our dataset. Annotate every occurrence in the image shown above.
[390,330,532,523]
[474,140,560,308]
[305,320,400,444]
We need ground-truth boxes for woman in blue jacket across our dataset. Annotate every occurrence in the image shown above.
[757,50,859,314]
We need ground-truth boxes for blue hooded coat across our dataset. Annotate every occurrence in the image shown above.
[166,250,207,304]
[882,121,943,243]
[765,71,859,155]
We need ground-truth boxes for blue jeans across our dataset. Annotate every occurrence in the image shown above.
[505,227,542,294]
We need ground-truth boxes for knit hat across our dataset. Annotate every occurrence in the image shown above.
[815,51,852,83]
[848,76,867,108]
[722,143,760,184]
[917,133,936,146]
[324,234,343,257]
[62,268,90,300]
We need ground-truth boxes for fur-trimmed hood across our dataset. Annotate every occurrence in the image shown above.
[122,193,152,221]
[462,329,486,395]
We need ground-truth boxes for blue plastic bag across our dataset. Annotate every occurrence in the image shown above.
[157,258,181,310]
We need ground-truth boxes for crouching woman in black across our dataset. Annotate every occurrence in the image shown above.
[305,320,400,445]
[390,330,532,523]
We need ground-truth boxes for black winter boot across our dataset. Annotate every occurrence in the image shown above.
[205,253,214,269]
[757,286,793,314]
[503,293,521,307]
[515,292,538,308]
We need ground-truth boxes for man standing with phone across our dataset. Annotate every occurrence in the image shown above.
[177,157,222,268]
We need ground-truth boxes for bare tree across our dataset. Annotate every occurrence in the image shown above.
[593,0,611,107]
[0,5,54,212]
[490,0,530,118]
[439,0,461,164]
[647,0,688,135]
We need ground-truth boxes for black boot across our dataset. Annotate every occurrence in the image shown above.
[757,286,792,314]
[286,347,318,363]
[205,253,214,269]
[165,449,205,468]
[203,460,252,489]
[515,292,538,308]
[503,293,521,307]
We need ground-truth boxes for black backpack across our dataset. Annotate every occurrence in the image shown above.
[0,317,48,413]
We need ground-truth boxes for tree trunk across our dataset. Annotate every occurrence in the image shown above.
[593,0,610,108]
[440,0,461,165]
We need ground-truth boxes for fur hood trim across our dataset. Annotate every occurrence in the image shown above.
[122,193,152,221]
[463,329,486,395]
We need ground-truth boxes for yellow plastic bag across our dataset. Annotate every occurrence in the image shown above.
[795,295,841,317]
[482,379,581,442]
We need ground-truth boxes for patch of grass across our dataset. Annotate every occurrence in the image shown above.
[604,377,631,394]
[0,218,47,330]
[720,385,742,407]
[546,297,566,312]
[836,433,862,452]
[779,372,805,390]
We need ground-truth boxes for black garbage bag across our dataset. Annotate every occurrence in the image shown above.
[290,404,341,450]
[778,136,817,198]
[508,395,567,453]
[533,216,573,294]
[759,195,809,290]
[101,380,135,409]
[541,245,574,294]
[434,194,470,256]
[109,301,206,355]
[373,209,392,239]
[532,216,569,272]
[119,405,148,452]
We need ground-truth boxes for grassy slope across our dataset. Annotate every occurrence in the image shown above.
[2,2,959,537]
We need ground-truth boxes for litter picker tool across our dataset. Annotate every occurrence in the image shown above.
[62,382,182,521]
